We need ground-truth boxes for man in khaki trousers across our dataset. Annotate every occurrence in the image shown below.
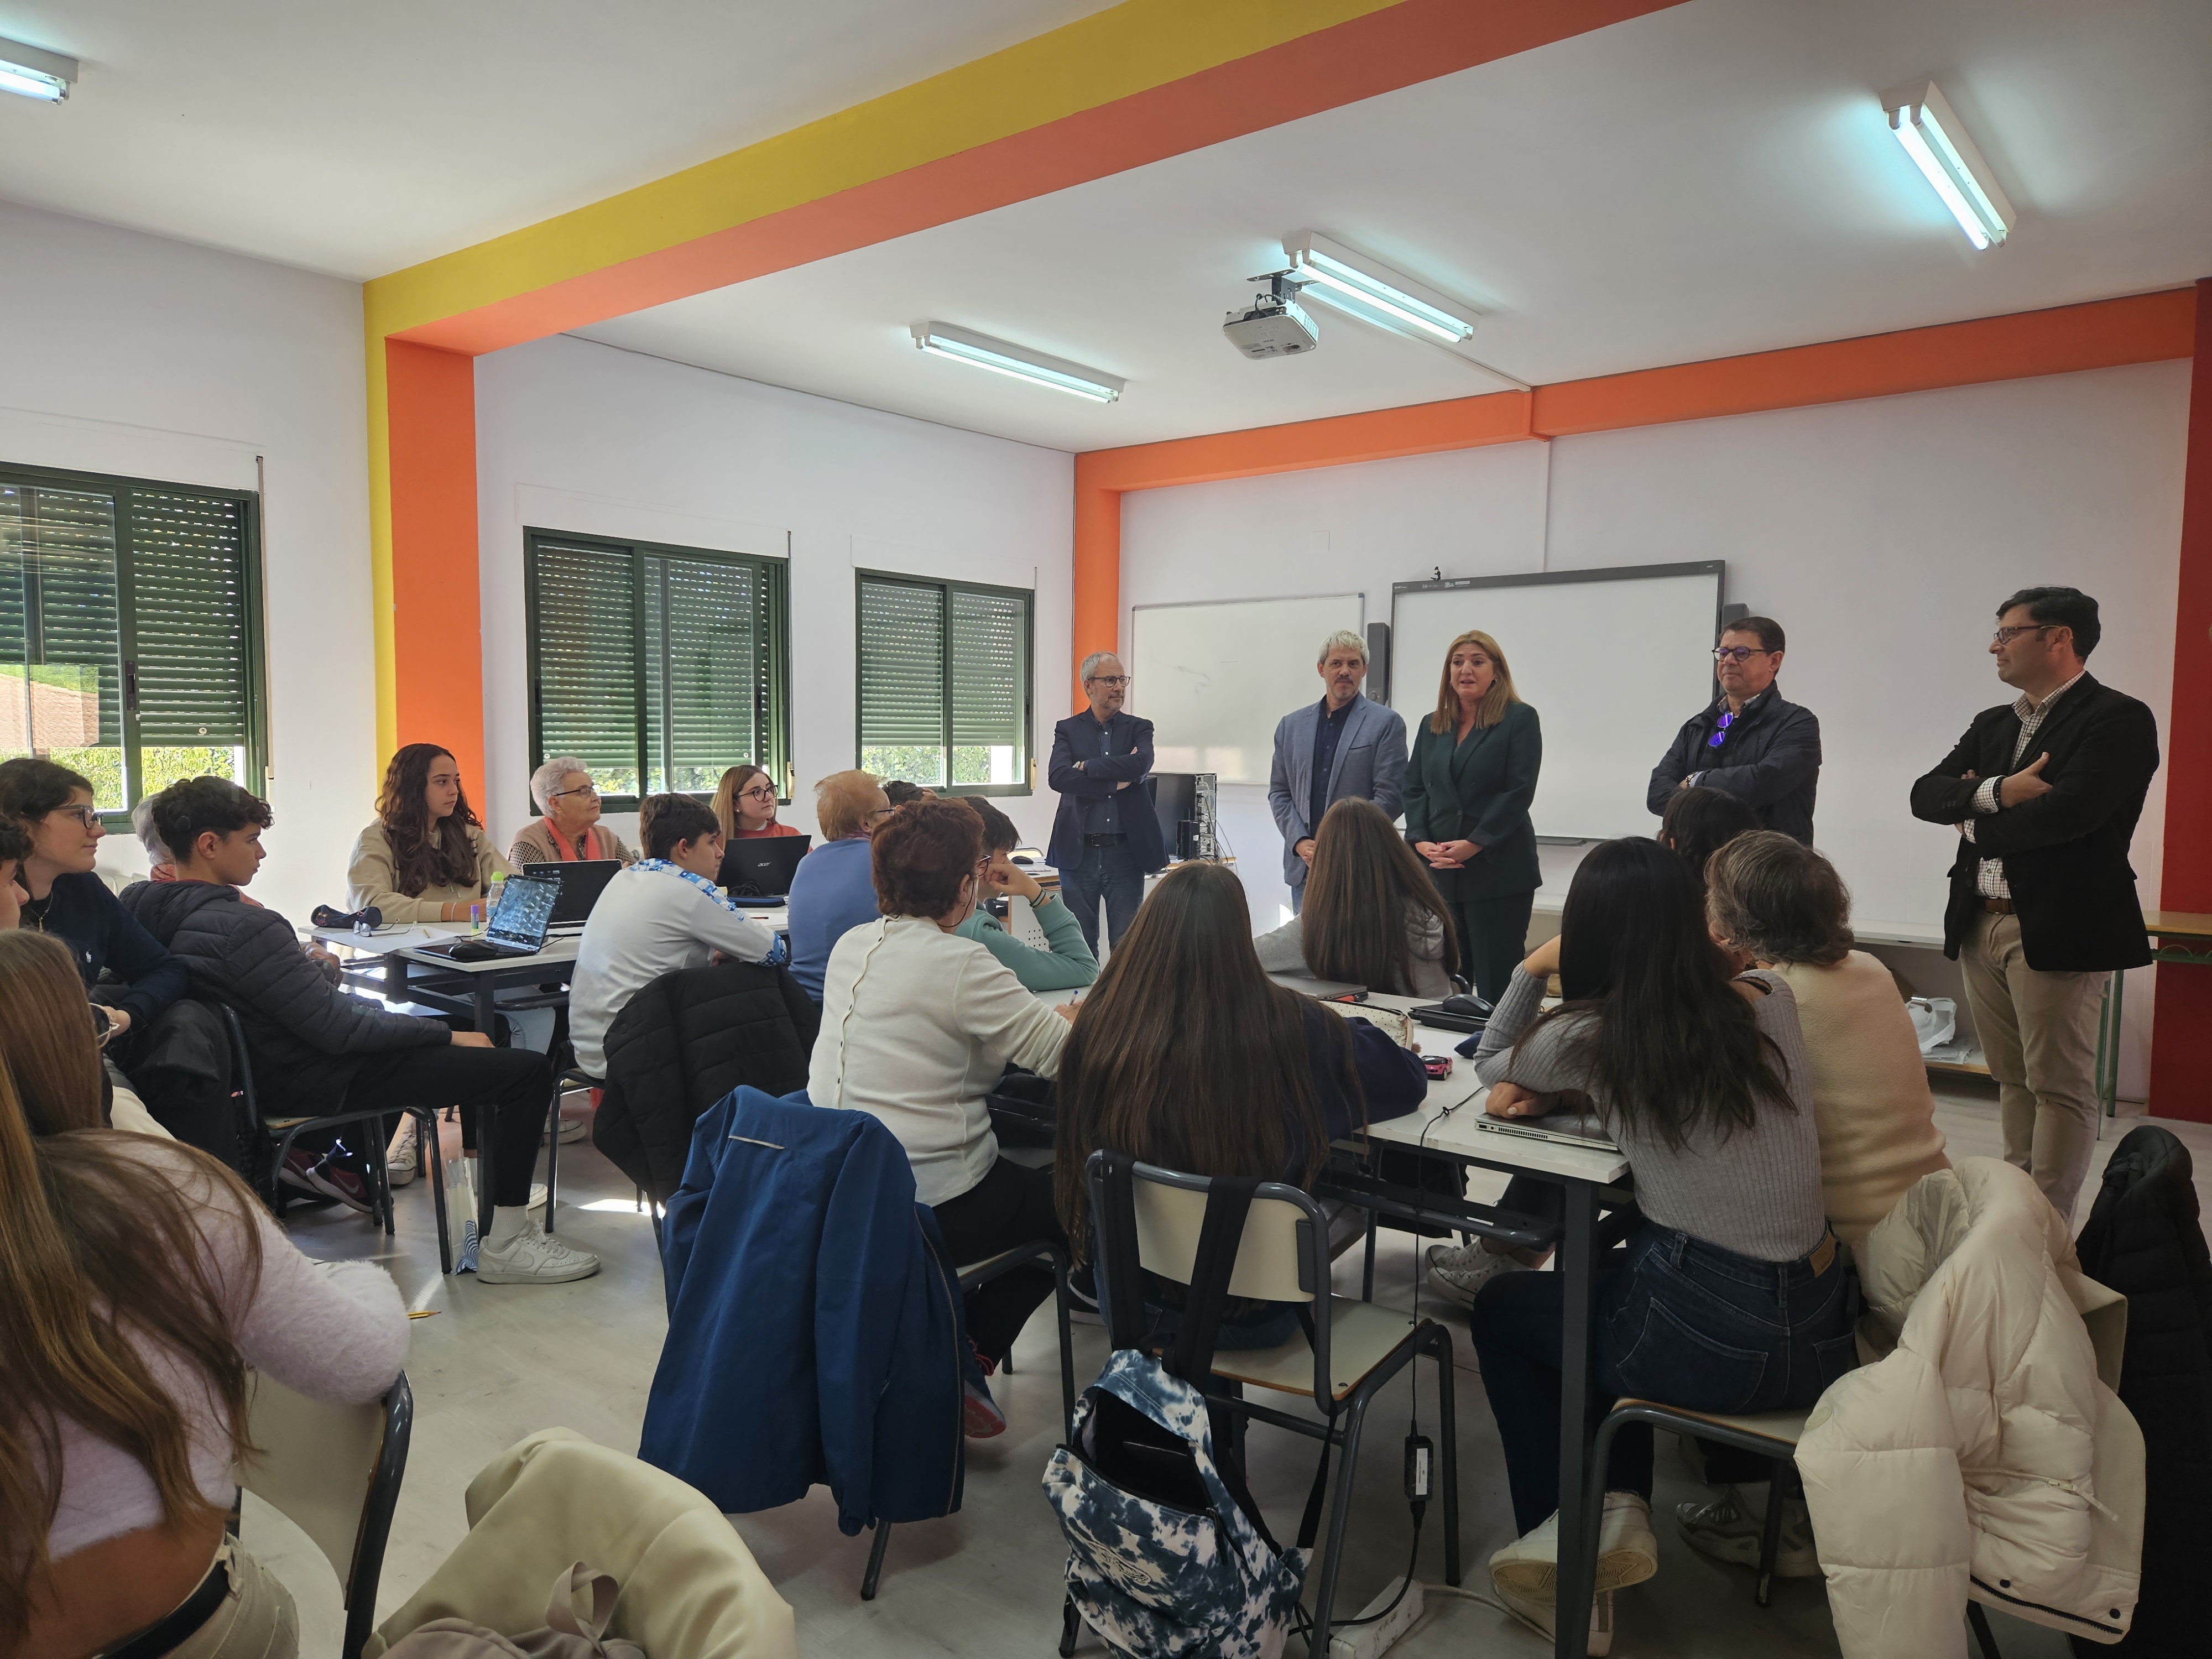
[1911,587,2159,1226]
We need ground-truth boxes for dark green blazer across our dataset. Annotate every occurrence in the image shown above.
[1401,700,1542,900]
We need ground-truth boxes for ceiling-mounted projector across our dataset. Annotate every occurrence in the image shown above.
[1223,273,1317,359]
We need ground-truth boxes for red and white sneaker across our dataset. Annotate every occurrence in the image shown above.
[304,1156,375,1216]
[963,1379,1006,1439]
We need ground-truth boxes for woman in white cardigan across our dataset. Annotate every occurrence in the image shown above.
[809,799,1072,1402]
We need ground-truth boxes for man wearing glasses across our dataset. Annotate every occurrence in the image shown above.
[1047,651,1166,953]
[1911,587,2159,1224]
[1645,615,1821,844]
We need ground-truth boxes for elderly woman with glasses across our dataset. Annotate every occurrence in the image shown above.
[711,764,801,841]
[509,757,637,868]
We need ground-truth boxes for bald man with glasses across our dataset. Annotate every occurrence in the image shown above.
[1646,615,1822,845]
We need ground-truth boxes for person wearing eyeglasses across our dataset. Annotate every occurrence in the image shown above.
[711,763,803,842]
[1645,616,1820,846]
[1267,629,1408,915]
[1047,650,1167,954]
[509,757,638,868]
[1910,587,2159,1225]
[786,769,896,1001]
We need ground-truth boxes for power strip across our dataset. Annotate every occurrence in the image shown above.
[1327,1578,1425,1659]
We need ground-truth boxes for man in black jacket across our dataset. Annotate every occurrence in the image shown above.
[1646,615,1820,844]
[1046,650,1167,953]
[124,775,598,1286]
[1910,587,2159,1224]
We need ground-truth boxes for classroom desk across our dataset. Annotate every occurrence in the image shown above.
[1315,989,1635,1658]
[312,920,581,1033]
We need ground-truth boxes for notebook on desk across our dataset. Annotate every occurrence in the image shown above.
[1474,1108,1620,1154]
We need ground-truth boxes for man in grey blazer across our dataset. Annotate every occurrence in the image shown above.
[1267,630,1408,912]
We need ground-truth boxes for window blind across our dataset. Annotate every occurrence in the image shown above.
[531,542,639,790]
[657,556,761,794]
[127,489,251,747]
[950,587,1026,748]
[14,486,122,748]
[858,578,947,750]
[856,572,1031,792]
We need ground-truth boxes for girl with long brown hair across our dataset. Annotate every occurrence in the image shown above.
[1254,797,1457,998]
[711,764,801,841]
[1401,628,1543,1003]
[1052,862,1426,1345]
[346,743,513,924]
[0,931,408,1659]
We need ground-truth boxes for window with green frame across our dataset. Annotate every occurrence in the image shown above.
[855,571,1032,795]
[0,465,265,816]
[524,529,790,810]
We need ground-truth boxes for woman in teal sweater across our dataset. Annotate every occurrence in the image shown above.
[1401,628,1542,1003]
[954,797,1100,992]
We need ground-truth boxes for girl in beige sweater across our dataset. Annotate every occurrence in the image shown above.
[346,743,513,924]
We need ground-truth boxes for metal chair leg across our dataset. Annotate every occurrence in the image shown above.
[1308,1389,1372,1650]
[1361,1213,1378,1302]
[1428,1324,1462,1586]
[860,1519,891,1600]
[543,1084,561,1234]
[1756,1457,1790,1608]
[421,1109,452,1277]
[1966,1599,2002,1657]
[1058,1595,1081,1656]
[1055,1262,1077,1442]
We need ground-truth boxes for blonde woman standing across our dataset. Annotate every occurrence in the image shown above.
[1401,630,1542,1003]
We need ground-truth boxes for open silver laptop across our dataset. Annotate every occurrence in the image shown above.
[1266,971,1367,1000]
[1474,1108,1620,1154]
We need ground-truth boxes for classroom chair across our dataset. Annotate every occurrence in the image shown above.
[238,1369,413,1659]
[859,1237,1080,1601]
[1084,1154,1463,1650]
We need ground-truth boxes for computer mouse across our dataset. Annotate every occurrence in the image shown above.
[1011,855,1037,866]
[1440,993,1492,1019]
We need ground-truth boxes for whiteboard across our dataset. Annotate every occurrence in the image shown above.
[1390,563,1723,842]
[1129,593,1364,783]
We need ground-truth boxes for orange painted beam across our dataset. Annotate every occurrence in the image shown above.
[385,341,487,808]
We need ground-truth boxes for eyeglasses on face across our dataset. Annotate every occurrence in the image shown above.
[867,806,898,822]
[1991,623,2060,646]
[738,785,776,802]
[1712,646,1773,664]
[550,782,599,800]
[49,806,101,830]
[1088,675,1131,689]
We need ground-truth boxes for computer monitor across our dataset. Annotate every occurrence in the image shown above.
[1151,773,1199,860]
[521,858,623,927]
[717,834,813,897]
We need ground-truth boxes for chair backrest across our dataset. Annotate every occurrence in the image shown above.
[241,1370,411,1659]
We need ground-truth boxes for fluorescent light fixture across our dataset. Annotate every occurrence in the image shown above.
[1282,232,1477,345]
[1887,82,2013,250]
[0,35,75,102]
[910,322,1125,403]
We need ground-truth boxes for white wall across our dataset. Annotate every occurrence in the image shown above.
[0,200,373,922]
[1121,361,2189,1099]
[472,335,1073,854]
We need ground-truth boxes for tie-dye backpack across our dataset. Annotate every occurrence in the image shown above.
[1042,1157,1309,1658]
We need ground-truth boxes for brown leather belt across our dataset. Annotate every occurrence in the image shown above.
[1982,897,2016,915]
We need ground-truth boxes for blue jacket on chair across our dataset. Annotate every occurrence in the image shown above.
[641,1087,968,1535]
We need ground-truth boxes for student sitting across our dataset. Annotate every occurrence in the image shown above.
[508,757,637,868]
[785,770,893,1002]
[0,928,410,1659]
[347,742,513,923]
[126,777,597,1284]
[1055,860,1426,1345]
[1462,838,1848,1645]
[712,764,804,840]
[954,796,1098,992]
[1253,796,1457,998]
[0,757,187,1047]
[1657,783,1761,889]
[568,794,790,1079]
[809,799,1072,1406]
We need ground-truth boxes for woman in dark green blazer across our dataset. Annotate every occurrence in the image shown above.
[1401,629,1542,1003]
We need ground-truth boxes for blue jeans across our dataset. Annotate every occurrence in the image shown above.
[1469,1222,1854,1532]
[1060,840,1145,954]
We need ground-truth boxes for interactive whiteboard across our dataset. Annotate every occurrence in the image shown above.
[1390,563,1724,842]
[1129,593,1364,784]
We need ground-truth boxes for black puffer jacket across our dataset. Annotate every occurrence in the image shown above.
[2071,1125,2212,1659]
[122,880,447,1117]
[593,959,820,1203]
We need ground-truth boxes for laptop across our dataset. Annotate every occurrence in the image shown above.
[522,858,623,929]
[1266,971,1367,1001]
[414,872,560,961]
[718,834,812,898]
[1474,1108,1621,1154]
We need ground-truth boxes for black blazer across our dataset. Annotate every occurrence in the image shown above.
[1401,700,1542,901]
[1646,685,1821,845]
[1908,673,2158,971]
[1047,709,1168,874]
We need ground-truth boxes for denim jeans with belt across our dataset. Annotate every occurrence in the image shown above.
[1060,839,1146,955]
[1469,1222,1855,1533]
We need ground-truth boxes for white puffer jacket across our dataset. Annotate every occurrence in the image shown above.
[1797,1159,2142,1655]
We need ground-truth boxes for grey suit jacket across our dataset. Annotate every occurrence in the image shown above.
[1266,693,1409,885]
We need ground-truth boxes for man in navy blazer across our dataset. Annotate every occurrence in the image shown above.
[1047,651,1167,952]
[1267,630,1408,911]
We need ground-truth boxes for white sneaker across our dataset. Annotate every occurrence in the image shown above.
[1494,1580,1614,1657]
[527,1182,549,1212]
[1426,1240,1529,1307]
[1676,1485,1819,1578]
[542,1105,589,1145]
[385,1118,418,1188]
[474,1218,601,1285]
[1490,1493,1658,1598]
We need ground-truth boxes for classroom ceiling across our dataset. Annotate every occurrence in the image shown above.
[573,0,2212,452]
[0,0,1117,277]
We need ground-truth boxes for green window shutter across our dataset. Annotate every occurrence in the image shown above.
[533,543,639,796]
[0,486,27,753]
[15,486,123,752]
[658,556,760,795]
[950,587,1027,748]
[858,577,947,776]
[127,489,252,748]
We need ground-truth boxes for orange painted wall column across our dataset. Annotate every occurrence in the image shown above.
[2151,276,2212,1121]
[384,341,487,807]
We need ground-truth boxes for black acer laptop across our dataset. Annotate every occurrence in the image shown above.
[717,834,812,898]
[522,858,623,928]
[413,872,559,961]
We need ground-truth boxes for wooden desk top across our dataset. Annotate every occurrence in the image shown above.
[2145,910,2212,942]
